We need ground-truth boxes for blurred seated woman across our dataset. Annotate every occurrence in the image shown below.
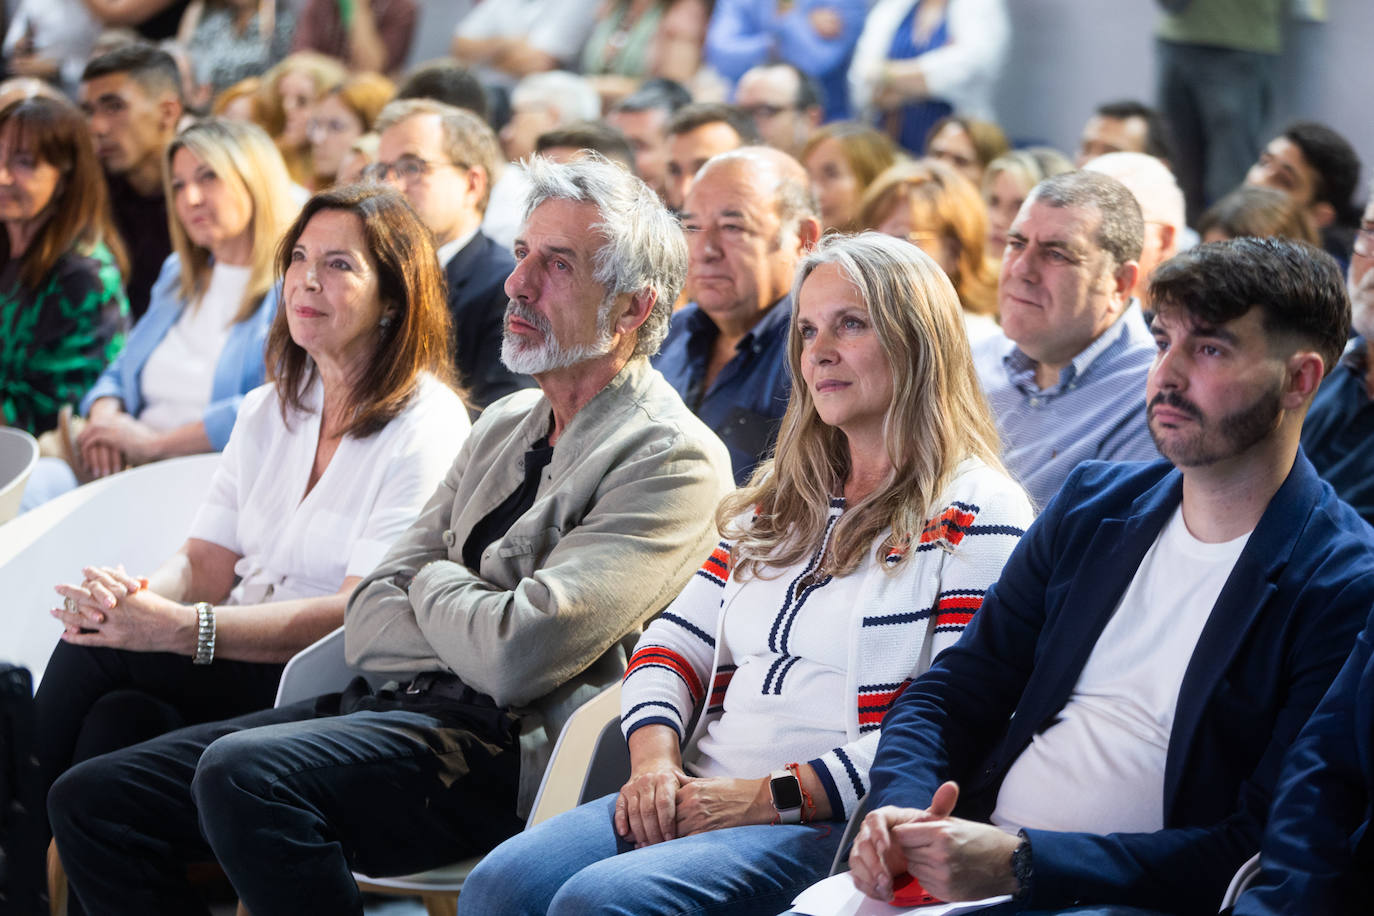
[212,75,268,125]
[923,114,1008,187]
[981,146,1073,259]
[30,118,296,504]
[0,96,128,437]
[178,0,297,97]
[1198,184,1320,247]
[308,72,394,189]
[31,183,470,891]
[460,232,1032,916]
[801,122,902,233]
[261,51,346,189]
[861,158,1000,347]
[335,132,380,185]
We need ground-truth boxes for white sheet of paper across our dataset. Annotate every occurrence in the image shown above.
[790,873,1011,916]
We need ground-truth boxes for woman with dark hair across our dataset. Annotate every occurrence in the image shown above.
[31,184,468,905]
[0,95,128,436]
[461,232,1032,916]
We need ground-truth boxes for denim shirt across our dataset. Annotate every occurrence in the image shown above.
[651,297,792,485]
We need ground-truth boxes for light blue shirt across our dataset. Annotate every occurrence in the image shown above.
[974,302,1160,512]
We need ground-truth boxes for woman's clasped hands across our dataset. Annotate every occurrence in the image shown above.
[52,565,191,653]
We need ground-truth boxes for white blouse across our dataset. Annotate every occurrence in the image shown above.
[188,373,469,605]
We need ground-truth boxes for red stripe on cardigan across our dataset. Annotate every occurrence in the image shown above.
[857,678,913,726]
[920,507,976,547]
[627,647,705,702]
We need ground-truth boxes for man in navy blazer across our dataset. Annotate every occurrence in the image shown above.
[847,237,1374,914]
[374,98,535,415]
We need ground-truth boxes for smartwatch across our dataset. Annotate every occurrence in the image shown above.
[769,768,803,824]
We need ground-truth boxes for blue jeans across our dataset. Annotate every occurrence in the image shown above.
[459,793,845,916]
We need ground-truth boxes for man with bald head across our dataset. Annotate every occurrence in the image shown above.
[652,147,820,483]
[1084,151,1187,310]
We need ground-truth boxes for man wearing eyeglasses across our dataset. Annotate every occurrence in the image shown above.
[734,63,823,161]
[372,99,535,415]
[1298,189,1374,526]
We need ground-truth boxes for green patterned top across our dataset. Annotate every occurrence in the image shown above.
[0,239,129,434]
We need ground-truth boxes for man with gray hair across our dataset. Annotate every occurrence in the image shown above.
[974,170,1159,509]
[655,146,821,484]
[500,70,602,162]
[48,157,735,915]
[373,98,535,412]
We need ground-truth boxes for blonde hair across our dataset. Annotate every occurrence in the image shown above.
[163,118,298,324]
[859,159,999,317]
[720,232,1004,579]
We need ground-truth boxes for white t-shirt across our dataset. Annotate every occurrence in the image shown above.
[139,262,251,432]
[188,373,469,606]
[991,505,1251,835]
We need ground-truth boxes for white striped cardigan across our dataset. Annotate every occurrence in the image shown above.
[621,457,1033,820]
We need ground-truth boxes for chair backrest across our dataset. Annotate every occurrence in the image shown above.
[528,682,627,827]
[0,429,39,524]
[0,453,221,685]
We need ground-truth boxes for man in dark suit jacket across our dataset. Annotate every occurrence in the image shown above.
[374,98,535,415]
[847,237,1374,915]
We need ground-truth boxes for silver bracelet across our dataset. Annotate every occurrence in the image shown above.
[192,601,216,665]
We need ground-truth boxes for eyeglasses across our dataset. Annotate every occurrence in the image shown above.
[740,103,800,121]
[307,117,355,139]
[361,156,462,184]
[1355,226,1374,258]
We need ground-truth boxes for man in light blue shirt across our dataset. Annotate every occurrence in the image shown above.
[975,170,1159,510]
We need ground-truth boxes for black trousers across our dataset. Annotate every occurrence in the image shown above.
[48,678,525,916]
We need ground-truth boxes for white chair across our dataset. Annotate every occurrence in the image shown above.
[267,629,629,916]
[1220,852,1261,910]
[0,427,39,523]
[0,453,221,686]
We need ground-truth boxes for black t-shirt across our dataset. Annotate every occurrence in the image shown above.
[106,172,172,320]
[462,429,556,571]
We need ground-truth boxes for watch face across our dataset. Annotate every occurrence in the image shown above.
[770,773,803,809]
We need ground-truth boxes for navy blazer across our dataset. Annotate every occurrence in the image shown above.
[1235,607,1374,914]
[868,454,1374,914]
[445,232,535,416]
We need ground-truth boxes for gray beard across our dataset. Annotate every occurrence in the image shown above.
[499,299,616,375]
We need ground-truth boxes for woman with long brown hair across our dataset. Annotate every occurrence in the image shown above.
[0,95,128,436]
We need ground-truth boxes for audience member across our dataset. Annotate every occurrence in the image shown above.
[335,131,379,184]
[655,147,819,484]
[535,122,636,173]
[975,170,1157,510]
[158,38,211,116]
[1074,99,1174,168]
[1197,185,1319,246]
[49,156,735,915]
[500,71,601,163]
[704,0,867,121]
[260,51,346,188]
[210,75,267,126]
[663,102,757,214]
[800,121,901,234]
[40,184,470,916]
[1245,121,1362,266]
[1084,151,1187,310]
[291,0,416,75]
[734,62,824,160]
[461,231,1033,916]
[79,44,185,320]
[846,236,1374,914]
[850,0,1009,154]
[0,97,128,438]
[450,0,600,89]
[860,158,999,347]
[1233,602,1374,915]
[393,58,488,120]
[82,0,190,42]
[308,71,394,188]
[1299,191,1374,526]
[371,99,535,414]
[579,0,708,107]
[606,78,692,203]
[0,78,66,111]
[177,0,296,97]
[2,0,102,96]
[47,119,296,500]
[1157,0,1282,220]
[924,114,1008,187]
[981,147,1073,260]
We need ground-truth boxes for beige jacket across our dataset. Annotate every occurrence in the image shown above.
[345,356,734,813]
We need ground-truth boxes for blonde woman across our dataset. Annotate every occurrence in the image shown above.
[461,232,1033,916]
[73,118,297,479]
[260,51,346,188]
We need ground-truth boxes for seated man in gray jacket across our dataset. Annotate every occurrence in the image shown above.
[48,156,736,916]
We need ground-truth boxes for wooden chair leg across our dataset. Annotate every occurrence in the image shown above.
[422,894,457,916]
[47,839,66,916]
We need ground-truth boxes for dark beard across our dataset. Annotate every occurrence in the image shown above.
[1148,386,1282,467]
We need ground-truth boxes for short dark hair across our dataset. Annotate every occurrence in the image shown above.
[1149,237,1350,373]
[1282,121,1361,218]
[1030,170,1145,268]
[536,121,636,173]
[1094,99,1175,163]
[395,59,488,122]
[666,102,760,145]
[614,78,692,117]
[267,185,456,437]
[81,44,184,105]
